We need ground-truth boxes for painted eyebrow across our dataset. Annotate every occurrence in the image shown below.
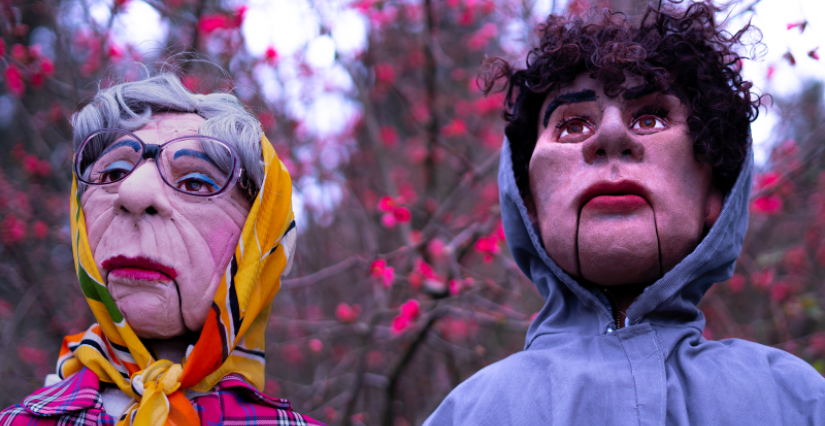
[542,89,596,128]
[623,84,659,100]
[173,148,216,164]
[102,139,141,156]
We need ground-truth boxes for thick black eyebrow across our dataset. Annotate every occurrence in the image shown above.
[101,139,141,156]
[542,89,596,128]
[623,84,659,100]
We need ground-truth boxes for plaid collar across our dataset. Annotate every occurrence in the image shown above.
[22,368,292,417]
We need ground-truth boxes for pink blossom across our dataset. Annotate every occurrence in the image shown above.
[374,63,395,84]
[381,212,397,228]
[335,303,360,323]
[809,47,819,61]
[1,214,26,245]
[751,195,783,215]
[281,344,304,364]
[787,21,807,32]
[379,126,398,147]
[309,338,323,354]
[393,206,411,223]
[5,65,25,98]
[770,281,791,302]
[199,14,232,33]
[728,274,745,292]
[264,379,280,396]
[18,346,47,366]
[378,196,395,212]
[391,299,421,334]
[265,46,279,63]
[33,221,48,239]
[441,119,467,137]
[370,259,395,288]
[767,65,775,80]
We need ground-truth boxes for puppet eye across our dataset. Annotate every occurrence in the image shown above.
[556,118,594,141]
[631,115,668,132]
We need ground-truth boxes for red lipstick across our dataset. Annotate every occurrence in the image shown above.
[102,255,178,282]
[579,180,650,213]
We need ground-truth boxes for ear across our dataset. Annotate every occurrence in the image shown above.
[703,185,725,232]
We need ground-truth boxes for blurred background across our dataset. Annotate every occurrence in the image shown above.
[0,0,823,424]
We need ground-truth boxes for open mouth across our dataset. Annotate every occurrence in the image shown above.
[101,255,178,282]
[579,180,650,213]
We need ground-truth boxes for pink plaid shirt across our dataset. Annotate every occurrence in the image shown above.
[0,368,324,426]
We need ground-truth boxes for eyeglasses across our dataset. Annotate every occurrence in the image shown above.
[74,128,252,198]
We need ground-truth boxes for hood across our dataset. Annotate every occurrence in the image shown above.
[498,137,753,347]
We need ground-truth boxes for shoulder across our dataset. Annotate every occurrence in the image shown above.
[0,368,112,425]
[195,373,325,425]
[424,352,538,426]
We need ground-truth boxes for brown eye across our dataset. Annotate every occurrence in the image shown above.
[557,119,593,141]
[631,115,667,132]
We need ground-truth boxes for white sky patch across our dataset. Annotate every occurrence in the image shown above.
[330,9,369,58]
[111,2,167,52]
[726,0,825,166]
[242,0,320,57]
[306,35,337,69]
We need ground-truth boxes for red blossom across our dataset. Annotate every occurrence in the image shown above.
[374,63,395,84]
[335,303,361,323]
[379,126,399,147]
[0,39,5,57]
[264,379,280,396]
[18,346,47,366]
[1,214,26,245]
[280,343,304,364]
[809,47,819,61]
[392,206,411,223]
[441,119,467,137]
[33,221,48,239]
[308,338,323,354]
[784,51,796,66]
[370,259,395,288]
[770,281,791,302]
[265,46,279,63]
[787,21,807,32]
[751,195,783,215]
[199,14,233,33]
[11,44,28,62]
[5,65,25,97]
[750,269,775,290]
[378,196,395,212]
[390,299,421,334]
[466,23,497,51]
[728,274,745,292]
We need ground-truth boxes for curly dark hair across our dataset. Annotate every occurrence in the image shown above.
[480,1,762,204]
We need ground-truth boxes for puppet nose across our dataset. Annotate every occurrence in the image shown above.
[113,160,174,219]
[582,108,644,164]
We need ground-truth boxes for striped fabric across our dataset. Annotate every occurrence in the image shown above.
[52,134,299,426]
[0,368,324,425]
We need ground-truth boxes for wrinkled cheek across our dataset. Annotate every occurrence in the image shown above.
[577,205,661,286]
[108,279,186,339]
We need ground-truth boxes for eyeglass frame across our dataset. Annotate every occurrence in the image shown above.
[74,128,255,198]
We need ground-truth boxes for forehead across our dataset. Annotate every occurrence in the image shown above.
[132,113,205,143]
[550,73,647,99]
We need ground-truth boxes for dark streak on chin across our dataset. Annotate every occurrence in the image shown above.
[542,89,597,128]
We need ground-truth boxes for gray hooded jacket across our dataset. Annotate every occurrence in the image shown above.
[424,139,825,425]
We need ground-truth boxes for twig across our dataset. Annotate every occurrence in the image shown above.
[282,256,365,290]
[382,308,444,426]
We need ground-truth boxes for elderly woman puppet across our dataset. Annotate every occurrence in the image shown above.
[425,2,825,425]
[0,75,323,425]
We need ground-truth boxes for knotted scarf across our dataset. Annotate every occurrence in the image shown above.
[58,134,296,426]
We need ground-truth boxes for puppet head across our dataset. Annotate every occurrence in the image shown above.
[72,75,266,339]
[481,2,759,287]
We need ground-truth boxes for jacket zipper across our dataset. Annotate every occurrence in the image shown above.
[602,288,622,330]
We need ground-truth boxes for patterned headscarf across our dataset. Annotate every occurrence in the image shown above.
[59,134,296,426]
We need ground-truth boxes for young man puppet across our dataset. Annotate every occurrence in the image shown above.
[425,2,825,425]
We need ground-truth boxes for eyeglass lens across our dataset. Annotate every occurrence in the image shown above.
[78,130,234,196]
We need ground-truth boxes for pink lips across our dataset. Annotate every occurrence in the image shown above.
[102,255,178,282]
[586,194,648,212]
[579,180,650,213]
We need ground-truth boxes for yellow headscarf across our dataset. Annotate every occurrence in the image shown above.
[59,134,295,426]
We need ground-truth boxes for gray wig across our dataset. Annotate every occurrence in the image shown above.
[72,73,264,196]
